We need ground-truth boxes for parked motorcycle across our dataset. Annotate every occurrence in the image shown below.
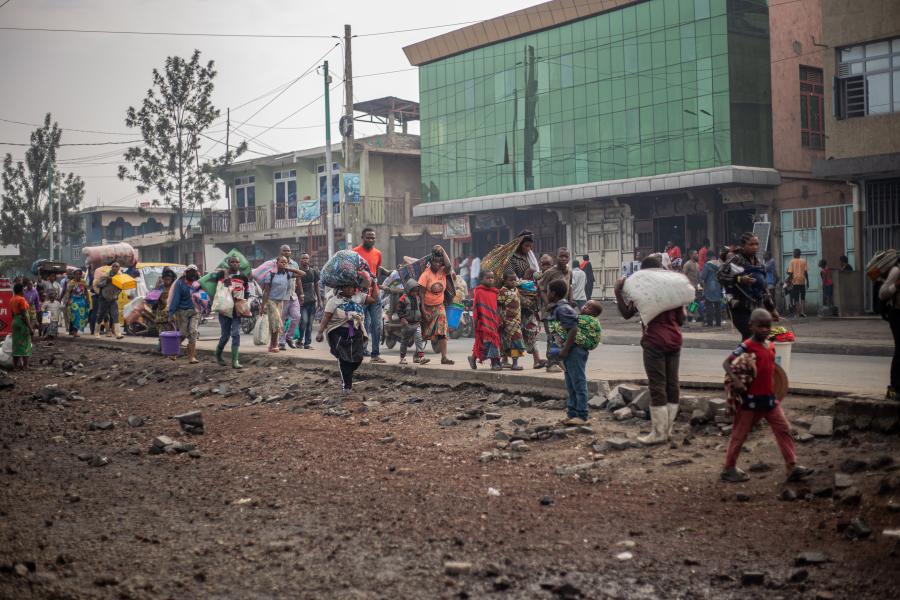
[240,281,264,335]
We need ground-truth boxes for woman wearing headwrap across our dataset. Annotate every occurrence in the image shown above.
[504,230,547,369]
[418,245,455,364]
[62,269,91,336]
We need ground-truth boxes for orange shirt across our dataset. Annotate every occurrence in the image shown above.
[10,295,29,315]
[788,258,808,285]
[353,245,382,276]
[418,267,447,306]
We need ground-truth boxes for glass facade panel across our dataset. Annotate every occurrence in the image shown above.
[419,0,771,202]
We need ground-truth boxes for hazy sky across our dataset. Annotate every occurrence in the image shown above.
[0,0,526,208]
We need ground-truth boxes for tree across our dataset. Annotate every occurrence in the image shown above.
[119,50,246,263]
[0,113,85,269]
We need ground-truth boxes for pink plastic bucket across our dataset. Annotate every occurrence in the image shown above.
[160,331,181,356]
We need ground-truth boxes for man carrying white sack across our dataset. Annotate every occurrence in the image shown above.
[614,254,688,445]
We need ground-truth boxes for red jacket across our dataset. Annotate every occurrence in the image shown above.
[472,284,500,361]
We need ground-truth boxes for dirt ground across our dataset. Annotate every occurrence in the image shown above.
[1,341,899,600]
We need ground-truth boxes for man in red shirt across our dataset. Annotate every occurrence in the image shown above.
[665,240,682,262]
[614,255,684,445]
[353,227,385,363]
[698,239,709,270]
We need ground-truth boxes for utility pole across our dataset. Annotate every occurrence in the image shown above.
[48,162,54,261]
[225,107,231,207]
[324,60,335,256]
[523,45,537,192]
[57,169,63,261]
[343,24,355,173]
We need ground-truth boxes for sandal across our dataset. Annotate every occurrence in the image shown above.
[441,358,455,365]
[511,365,523,371]
[720,468,750,483]
[491,364,503,371]
[467,356,477,370]
[533,360,548,369]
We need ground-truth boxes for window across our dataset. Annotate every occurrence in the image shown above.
[234,176,255,223]
[800,66,824,148]
[274,170,297,219]
[835,36,900,118]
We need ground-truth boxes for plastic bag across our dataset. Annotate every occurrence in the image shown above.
[211,281,234,315]
[0,336,13,370]
[234,299,251,318]
[253,313,269,346]
[321,250,366,289]
[622,268,695,325]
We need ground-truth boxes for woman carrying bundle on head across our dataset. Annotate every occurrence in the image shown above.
[502,230,547,369]
[316,276,370,393]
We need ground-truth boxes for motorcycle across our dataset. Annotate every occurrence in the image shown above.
[240,281,264,335]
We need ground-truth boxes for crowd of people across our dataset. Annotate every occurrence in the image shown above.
[16,227,884,485]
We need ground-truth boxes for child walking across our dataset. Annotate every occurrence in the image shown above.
[41,290,63,339]
[396,279,430,365]
[497,272,527,370]
[721,308,814,483]
[468,272,502,370]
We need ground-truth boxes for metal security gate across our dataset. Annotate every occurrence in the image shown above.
[863,179,900,309]
[780,204,854,311]
[572,204,634,300]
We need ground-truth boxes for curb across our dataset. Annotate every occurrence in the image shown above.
[600,334,893,357]
[69,336,843,399]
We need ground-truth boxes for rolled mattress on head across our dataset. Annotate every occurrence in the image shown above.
[82,243,138,269]
[621,268,695,325]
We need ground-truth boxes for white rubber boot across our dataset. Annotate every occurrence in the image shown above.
[666,403,679,438]
[638,405,670,445]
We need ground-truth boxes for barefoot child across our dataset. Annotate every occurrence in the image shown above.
[468,272,502,370]
[497,272,527,370]
[721,308,814,483]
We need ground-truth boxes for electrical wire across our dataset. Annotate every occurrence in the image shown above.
[0,26,333,39]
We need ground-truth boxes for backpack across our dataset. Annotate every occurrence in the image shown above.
[865,249,899,282]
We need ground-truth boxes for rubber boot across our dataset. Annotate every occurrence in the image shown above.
[215,346,226,366]
[638,405,669,445]
[231,347,242,369]
[188,341,199,364]
[666,403,679,438]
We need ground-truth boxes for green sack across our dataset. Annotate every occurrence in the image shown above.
[219,249,252,277]
[198,272,218,298]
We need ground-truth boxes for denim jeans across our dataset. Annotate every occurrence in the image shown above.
[217,313,241,350]
[363,301,383,357]
[297,301,317,346]
[563,346,589,419]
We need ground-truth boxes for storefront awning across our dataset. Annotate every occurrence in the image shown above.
[412,165,780,217]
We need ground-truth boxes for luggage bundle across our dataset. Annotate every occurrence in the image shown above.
[866,249,899,281]
[622,268,695,325]
[82,243,139,269]
[321,250,368,289]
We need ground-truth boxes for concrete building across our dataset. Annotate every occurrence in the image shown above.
[405,0,859,307]
[768,0,854,311]
[61,205,201,267]
[204,99,443,269]
[813,0,900,311]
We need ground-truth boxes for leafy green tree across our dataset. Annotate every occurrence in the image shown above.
[0,113,85,268]
[118,50,245,262]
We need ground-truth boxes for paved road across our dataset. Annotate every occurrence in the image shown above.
[194,320,889,397]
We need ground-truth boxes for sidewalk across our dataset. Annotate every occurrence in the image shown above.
[594,302,892,356]
[71,327,891,399]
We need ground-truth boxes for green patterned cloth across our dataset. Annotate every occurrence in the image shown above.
[548,314,602,351]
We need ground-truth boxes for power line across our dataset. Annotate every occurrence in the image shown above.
[0,25,333,39]
[0,1,13,9]
[356,21,480,37]
[0,139,141,146]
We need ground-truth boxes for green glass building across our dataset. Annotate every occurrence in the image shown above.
[406,0,779,298]
[416,0,771,202]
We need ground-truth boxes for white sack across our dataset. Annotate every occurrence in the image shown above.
[622,268,695,325]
